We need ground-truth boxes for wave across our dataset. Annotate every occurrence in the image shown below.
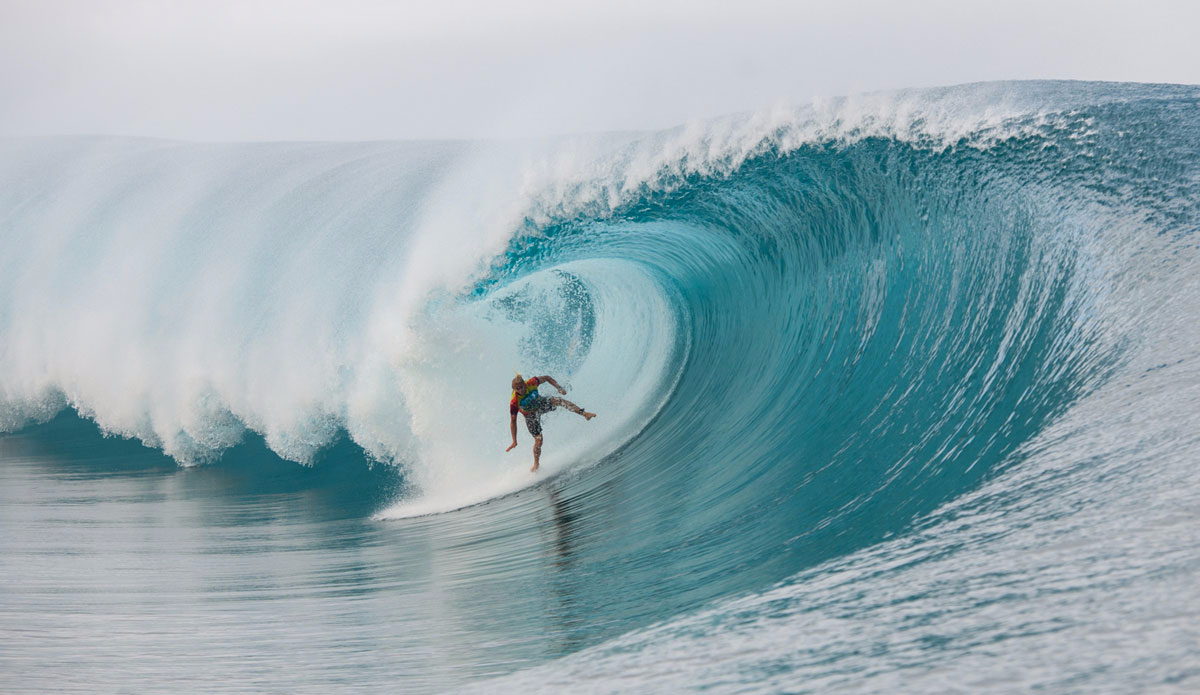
[3,80,1200,691]
[1,81,1197,519]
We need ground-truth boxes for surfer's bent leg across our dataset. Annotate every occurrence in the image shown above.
[549,397,582,415]
[549,397,596,420]
[533,434,543,472]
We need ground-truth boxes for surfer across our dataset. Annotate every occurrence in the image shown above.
[506,374,595,472]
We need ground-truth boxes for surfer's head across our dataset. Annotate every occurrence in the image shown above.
[512,374,526,393]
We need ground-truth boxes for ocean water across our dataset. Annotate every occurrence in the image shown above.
[2,81,1199,693]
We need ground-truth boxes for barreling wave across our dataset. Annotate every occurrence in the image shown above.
[1,81,1197,522]
[3,81,1200,692]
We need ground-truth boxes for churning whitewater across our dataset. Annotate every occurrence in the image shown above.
[2,81,1199,693]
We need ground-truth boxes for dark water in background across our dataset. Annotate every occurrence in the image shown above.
[2,82,1200,693]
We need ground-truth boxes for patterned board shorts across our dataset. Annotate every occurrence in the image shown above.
[522,397,557,437]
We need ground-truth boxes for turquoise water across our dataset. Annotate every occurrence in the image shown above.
[2,82,1199,693]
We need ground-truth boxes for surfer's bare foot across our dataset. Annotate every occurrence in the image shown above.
[530,463,539,473]
[583,411,596,421]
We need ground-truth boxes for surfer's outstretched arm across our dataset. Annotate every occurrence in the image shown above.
[506,412,519,451]
[537,375,568,395]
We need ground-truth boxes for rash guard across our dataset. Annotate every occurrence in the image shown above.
[510,377,542,415]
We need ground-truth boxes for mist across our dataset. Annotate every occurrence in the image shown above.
[2,0,1198,140]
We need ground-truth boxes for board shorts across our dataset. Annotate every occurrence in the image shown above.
[522,397,558,437]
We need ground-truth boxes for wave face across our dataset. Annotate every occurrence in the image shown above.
[3,82,1200,693]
